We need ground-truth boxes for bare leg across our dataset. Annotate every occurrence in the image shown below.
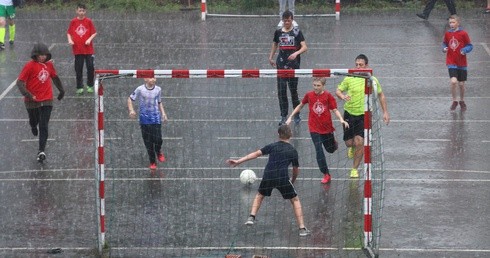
[450,77,458,101]
[458,81,465,101]
[290,196,305,228]
[352,135,364,170]
[249,193,265,216]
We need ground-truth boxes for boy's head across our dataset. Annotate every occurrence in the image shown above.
[448,15,460,30]
[278,124,292,140]
[355,54,369,69]
[76,3,87,19]
[281,10,294,29]
[312,77,326,94]
[31,43,52,63]
[144,77,157,87]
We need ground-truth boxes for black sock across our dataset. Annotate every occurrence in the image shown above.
[249,215,255,219]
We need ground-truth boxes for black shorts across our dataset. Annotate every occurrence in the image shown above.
[343,111,364,141]
[448,68,467,82]
[258,177,297,199]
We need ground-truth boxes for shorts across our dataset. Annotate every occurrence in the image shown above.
[258,177,297,199]
[448,68,467,82]
[343,111,364,141]
[0,5,16,19]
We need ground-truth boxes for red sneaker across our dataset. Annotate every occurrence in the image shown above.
[321,174,331,184]
[459,101,467,111]
[149,163,157,170]
[450,101,458,111]
[157,153,166,162]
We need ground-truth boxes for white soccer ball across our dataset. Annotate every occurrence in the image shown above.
[240,169,257,185]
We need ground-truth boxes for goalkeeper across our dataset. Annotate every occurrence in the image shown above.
[336,54,390,178]
[127,77,168,170]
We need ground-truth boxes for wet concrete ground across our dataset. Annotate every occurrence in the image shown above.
[0,7,489,258]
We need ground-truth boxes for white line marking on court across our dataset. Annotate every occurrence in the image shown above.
[86,137,122,141]
[481,43,490,57]
[379,247,490,253]
[416,139,451,142]
[21,138,55,142]
[482,140,490,143]
[217,137,251,140]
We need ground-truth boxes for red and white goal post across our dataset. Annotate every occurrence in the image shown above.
[200,0,341,21]
[92,68,384,256]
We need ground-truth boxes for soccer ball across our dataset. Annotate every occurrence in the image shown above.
[240,169,257,185]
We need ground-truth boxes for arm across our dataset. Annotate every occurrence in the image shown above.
[16,80,35,100]
[290,166,299,184]
[159,102,167,122]
[332,108,349,128]
[85,32,97,45]
[285,102,304,125]
[269,42,278,67]
[378,92,390,125]
[336,88,351,102]
[52,76,65,100]
[67,33,74,45]
[226,150,262,167]
[127,97,137,119]
[287,40,307,61]
[461,43,473,55]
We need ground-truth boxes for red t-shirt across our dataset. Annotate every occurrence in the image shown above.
[18,60,58,102]
[302,90,338,134]
[67,17,96,55]
[443,29,471,67]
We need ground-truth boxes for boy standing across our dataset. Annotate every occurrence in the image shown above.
[16,43,65,162]
[67,3,97,95]
[336,54,389,178]
[128,77,167,170]
[0,0,16,49]
[269,10,307,126]
[443,15,473,111]
[226,125,311,237]
[286,77,349,184]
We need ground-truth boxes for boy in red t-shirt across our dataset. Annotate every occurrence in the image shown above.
[286,77,348,184]
[16,43,65,162]
[67,3,97,95]
[443,15,473,111]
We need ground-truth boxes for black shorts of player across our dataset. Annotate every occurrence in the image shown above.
[343,111,364,141]
[258,177,297,199]
[448,68,467,82]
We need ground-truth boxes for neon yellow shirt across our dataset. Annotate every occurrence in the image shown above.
[337,76,382,116]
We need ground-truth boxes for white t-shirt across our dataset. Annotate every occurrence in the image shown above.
[0,0,13,6]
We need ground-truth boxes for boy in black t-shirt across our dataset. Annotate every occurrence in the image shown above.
[226,125,311,236]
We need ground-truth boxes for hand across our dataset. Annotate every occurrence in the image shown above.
[57,91,64,100]
[343,95,351,102]
[129,110,137,119]
[68,40,74,45]
[161,114,167,122]
[443,47,448,53]
[285,117,292,125]
[287,53,297,61]
[460,50,465,55]
[342,121,349,128]
[85,39,91,45]
[226,159,239,167]
[269,59,276,67]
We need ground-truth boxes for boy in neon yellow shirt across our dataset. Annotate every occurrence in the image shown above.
[0,0,16,49]
[336,54,390,178]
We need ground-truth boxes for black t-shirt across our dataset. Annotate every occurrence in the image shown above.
[273,28,305,69]
[260,141,299,180]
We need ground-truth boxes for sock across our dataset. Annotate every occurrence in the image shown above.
[249,215,255,219]
[9,24,15,41]
[0,28,5,43]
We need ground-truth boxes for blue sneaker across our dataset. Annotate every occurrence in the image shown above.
[294,115,301,124]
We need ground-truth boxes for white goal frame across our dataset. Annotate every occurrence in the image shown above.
[200,0,341,21]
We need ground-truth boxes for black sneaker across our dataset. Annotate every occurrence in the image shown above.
[245,216,255,225]
[299,227,311,236]
[37,151,46,162]
[416,13,428,20]
[9,40,14,45]
[293,115,301,124]
[0,43,5,50]
[278,116,286,126]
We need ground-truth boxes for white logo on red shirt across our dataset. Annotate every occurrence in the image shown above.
[38,68,49,83]
[449,36,459,51]
[75,24,87,37]
[313,100,325,116]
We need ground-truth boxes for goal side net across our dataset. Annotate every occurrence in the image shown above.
[93,68,384,257]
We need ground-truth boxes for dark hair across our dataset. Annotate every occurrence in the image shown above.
[282,10,294,20]
[31,43,52,62]
[278,124,292,140]
[77,3,86,9]
[356,54,368,65]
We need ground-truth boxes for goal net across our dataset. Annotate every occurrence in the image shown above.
[93,68,385,257]
[200,0,340,21]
